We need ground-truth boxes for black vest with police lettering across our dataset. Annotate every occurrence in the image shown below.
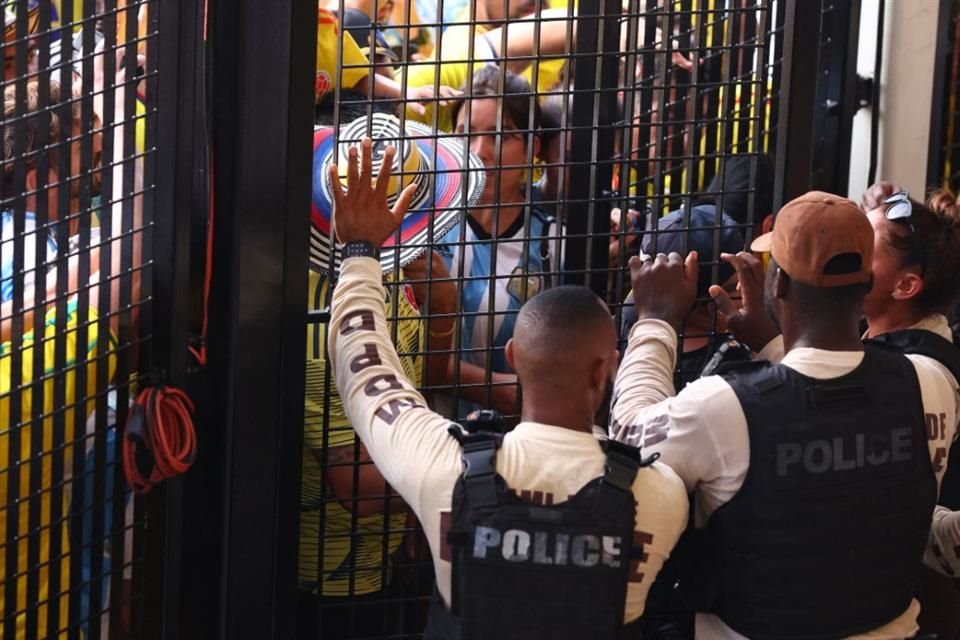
[698,345,937,640]
[867,328,960,510]
[440,429,651,640]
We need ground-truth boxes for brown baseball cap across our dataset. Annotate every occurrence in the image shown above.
[750,191,873,287]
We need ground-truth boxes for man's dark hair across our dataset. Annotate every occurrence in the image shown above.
[315,90,398,127]
[517,285,611,336]
[886,190,960,316]
[704,154,775,225]
[450,65,541,140]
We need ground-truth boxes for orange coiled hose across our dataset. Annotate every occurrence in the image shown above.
[123,386,197,494]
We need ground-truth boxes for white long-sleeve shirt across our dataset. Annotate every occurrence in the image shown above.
[329,256,690,622]
[610,318,959,639]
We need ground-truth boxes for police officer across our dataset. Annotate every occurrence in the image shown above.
[611,192,958,639]
[327,136,689,639]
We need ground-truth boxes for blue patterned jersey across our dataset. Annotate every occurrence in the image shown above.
[1,210,57,303]
[436,205,561,417]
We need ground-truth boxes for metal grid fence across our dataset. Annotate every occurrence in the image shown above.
[301,1,786,637]
[1,1,155,637]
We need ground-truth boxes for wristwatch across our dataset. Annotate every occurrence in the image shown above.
[342,240,380,261]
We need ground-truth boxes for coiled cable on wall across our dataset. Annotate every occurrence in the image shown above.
[122,386,197,494]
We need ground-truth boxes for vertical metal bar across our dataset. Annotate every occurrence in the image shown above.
[772,0,820,212]
[87,7,119,638]
[832,0,862,194]
[108,3,143,636]
[565,0,619,295]
[24,2,52,636]
[139,0,198,636]
[208,0,313,636]
[47,0,76,633]
[4,5,30,637]
[927,0,953,187]
[867,0,886,186]
[131,2,160,635]
[66,2,97,636]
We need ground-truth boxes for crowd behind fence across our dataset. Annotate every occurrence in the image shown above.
[301,1,786,638]
[2,0,157,638]
[11,0,946,639]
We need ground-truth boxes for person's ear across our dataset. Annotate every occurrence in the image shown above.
[531,133,541,161]
[773,267,789,301]
[590,356,608,394]
[761,213,774,235]
[505,339,516,370]
[893,271,924,301]
[25,168,38,192]
[606,351,619,382]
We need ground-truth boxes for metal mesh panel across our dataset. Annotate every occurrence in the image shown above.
[1,1,155,637]
[300,1,786,637]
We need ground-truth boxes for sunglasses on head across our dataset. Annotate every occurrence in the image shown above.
[884,190,914,231]
[883,190,927,275]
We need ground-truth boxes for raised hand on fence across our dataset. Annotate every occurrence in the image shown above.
[330,137,418,247]
[709,251,778,352]
[628,250,698,332]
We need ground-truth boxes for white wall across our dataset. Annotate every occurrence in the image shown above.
[847,0,944,201]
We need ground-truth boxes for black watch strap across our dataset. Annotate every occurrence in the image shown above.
[342,240,380,260]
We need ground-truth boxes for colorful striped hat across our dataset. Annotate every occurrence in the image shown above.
[311,113,484,274]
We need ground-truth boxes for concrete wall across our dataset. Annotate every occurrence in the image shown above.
[847,0,944,201]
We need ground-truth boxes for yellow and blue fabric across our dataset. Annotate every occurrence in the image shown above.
[2,211,58,304]
[0,297,118,639]
[435,204,557,418]
[316,8,369,103]
[297,269,421,597]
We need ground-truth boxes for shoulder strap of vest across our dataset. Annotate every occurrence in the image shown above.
[533,205,556,290]
[593,440,653,521]
[712,356,769,377]
[866,329,960,383]
[601,439,656,492]
[448,424,502,508]
[720,358,782,395]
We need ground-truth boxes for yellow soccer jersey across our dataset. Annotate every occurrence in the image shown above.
[316,7,370,103]
[400,23,495,133]
[298,269,421,596]
[0,300,117,639]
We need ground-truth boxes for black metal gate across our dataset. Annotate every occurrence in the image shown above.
[1,0,868,638]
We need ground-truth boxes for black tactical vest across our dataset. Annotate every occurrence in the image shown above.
[431,427,654,640]
[694,345,937,640]
[867,328,960,510]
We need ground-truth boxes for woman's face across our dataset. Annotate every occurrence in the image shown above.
[456,98,530,205]
[863,208,908,318]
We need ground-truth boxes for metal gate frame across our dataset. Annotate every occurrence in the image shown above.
[927,0,958,189]
[146,0,861,637]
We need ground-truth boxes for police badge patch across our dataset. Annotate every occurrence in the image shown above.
[506,267,543,303]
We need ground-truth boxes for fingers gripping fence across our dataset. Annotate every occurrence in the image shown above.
[299,1,790,637]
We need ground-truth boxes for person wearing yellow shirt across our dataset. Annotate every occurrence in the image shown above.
[317,7,460,116]
[1,62,143,638]
[400,3,579,132]
[298,111,481,638]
